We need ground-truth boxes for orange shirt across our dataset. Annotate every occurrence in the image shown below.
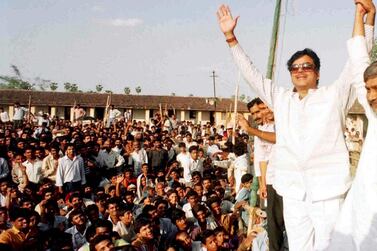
[0,226,27,250]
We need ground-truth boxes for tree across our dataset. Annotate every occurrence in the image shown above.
[104,90,113,94]
[50,82,58,91]
[0,65,34,90]
[35,77,50,91]
[124,87,131,95]
[239,94,246,102]
[96,84,103,92]
[135,86,142,94]
[171,92,176,96]
[64,82,80,92]
[189,94,194,97]
[64,82,72,92]
[70,84,79,92]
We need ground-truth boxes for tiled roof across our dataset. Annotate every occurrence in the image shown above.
[0,89,249,112]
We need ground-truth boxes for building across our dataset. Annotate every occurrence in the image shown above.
[0,89,250,125]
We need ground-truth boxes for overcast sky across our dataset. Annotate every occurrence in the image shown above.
[0,0,362,98]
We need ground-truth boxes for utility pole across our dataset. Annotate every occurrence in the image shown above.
[266,0,282,80]
[210,70,218,111]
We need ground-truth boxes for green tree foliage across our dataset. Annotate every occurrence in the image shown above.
[96,84,103,92]
[50,82,58,91]
[135,86,142,94]
[124,87,131,95]
[0,65,34,90]
[64,82,80,92]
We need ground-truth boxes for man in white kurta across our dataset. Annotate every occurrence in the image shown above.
[216,2,374,250]
[329,12,377,250]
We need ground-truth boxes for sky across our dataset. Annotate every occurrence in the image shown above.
[0,0,361,99]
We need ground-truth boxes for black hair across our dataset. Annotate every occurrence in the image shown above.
[287,48,320,72]
[171,208,186,224]
[188,145,198,153]
[134,217,151,233]
[287,48,321,86]
[9,208,31,221]
[241,173,253,184]
[89,234,113,251]
[247,98,263,110]
[68,208,85,223]
[200,229,215,244]
[233,141,247,157]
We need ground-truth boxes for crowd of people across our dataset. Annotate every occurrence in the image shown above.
[0,97,273,251]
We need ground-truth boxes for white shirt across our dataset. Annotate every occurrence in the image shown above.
[130,149,148,173]
[183,157,203,183]
[253,123,275,185]
[13,106,28,120]
[56,155,86,186]
[23,159,43,184]
[109,109,121,119]
[206,144,220,159]
[65,224,88,250]
[231,33,372,201]
[233,154,249,193]
[97,149,125,169]
[0,111,9,122]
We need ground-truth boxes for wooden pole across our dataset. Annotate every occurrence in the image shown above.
[232,85,239,145]
[27,94,32,123]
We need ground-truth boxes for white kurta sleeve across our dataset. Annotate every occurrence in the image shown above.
[231,44,277,109]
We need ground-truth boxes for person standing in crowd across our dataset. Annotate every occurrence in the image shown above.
[0,108,10,124]
[23,146,42,190]
[239,99,285,251]
[13,102,29,129]
[41,144,60,182]
[108,105,121,126]
[56,143,86,194]
[97,139,125,169]
[216,1,374,250]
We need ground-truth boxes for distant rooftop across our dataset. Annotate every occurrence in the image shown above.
[0,89,249,112]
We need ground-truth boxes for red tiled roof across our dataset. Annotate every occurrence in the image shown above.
[0,89,249,112]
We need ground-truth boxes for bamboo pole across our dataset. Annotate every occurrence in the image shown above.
[27,94,32,123]
[232,85,239,145]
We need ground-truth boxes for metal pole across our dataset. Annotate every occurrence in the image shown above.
[211,71,218,111]
[266,0,282,80]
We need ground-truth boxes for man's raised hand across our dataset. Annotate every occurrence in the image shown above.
[216,5,239,37]
[355,0,376,14]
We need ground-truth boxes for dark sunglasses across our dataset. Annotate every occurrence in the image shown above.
[289,63,315,73]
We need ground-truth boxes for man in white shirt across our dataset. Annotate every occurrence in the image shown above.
[130,141,148,176]
[23,146,43,189]
[109,105,121,125]
[13,102,29,128]
[0,107,9,123]
[206,136,220,160]
[97,139,125,169]
[241,99,285,251]
[330,8,377,249]
[183,146,203,184]
[217,2,374,250]
[56,143,86,194]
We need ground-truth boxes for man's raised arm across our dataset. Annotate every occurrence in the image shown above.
[217,5,276,109]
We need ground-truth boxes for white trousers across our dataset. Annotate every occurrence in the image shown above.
[283,195,344,251]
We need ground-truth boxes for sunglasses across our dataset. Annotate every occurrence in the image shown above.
[289,63,315,73]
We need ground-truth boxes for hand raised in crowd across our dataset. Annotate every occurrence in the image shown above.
[216,4,239,36]
[116,174,125,184]
[237,114,250,131]
[355,0,376,13]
